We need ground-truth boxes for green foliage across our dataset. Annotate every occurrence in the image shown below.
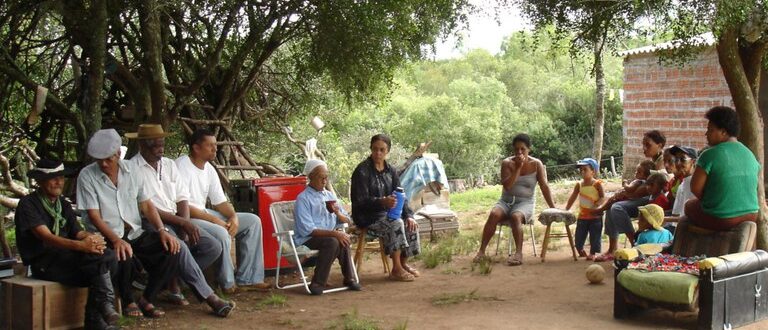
[449,186,502,213]
[326,309,381,330]
[258,294,288,308]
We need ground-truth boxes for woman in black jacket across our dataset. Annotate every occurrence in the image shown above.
[351,134,420,282]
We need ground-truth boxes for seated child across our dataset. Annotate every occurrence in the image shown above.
[645,172,671,211]
[635,204,674,245]
[564,158,604,260]
[593,160,656,212]
[663,147,680,208]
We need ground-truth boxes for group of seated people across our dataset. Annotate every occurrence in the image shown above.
[473,105,761,265]
[14,128,421,329]
[16,126,277,328]
[13,104,760,328]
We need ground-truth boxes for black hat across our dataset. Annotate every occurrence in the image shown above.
[669,145,698,159]
[27,158,76,181]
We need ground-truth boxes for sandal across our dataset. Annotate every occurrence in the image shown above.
[593,253,614,262]
[213,300,236,318]
[586,254,596,261]
[123,303,142,317]
[506,254,523,266]
[138,301,165,318]
[388,271,415,282]
[402,264,421,277]
[162,291,190,306]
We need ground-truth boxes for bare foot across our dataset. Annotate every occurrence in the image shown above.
[507,252,523,266]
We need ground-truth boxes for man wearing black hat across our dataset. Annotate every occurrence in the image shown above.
[15,158,120,329]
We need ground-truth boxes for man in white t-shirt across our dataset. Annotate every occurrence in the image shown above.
[176,129,269,292]
[128,124,225,304]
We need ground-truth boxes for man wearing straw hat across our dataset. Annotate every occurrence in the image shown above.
[77,129,235,318]
[127,123,225,306]
[176,128,270,292]
[16,158,120,329]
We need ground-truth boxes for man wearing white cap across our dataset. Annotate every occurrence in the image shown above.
[175,129,269,292]
[294,159,361,295]
[77,129,235,318]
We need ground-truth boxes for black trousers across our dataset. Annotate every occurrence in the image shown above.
[113,230,180,305]
[303,236,355,286]
[31,248,116,287]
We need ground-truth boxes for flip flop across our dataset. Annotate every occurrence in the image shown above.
[593,254,614,262]
[138,301,165,318]
[161,291,190,306]
[123,303,142,317]
[506,255,523,266]
[388,272,415,282]
[402,264,421,277]
[213,300,236,318]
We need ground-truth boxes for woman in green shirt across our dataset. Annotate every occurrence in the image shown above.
[687,106,760,230]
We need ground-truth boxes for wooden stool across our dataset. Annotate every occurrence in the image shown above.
[2,276,88,330]
[353,227,390,274]
[537,208,578,262]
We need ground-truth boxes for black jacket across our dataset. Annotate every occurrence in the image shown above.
[350,157,413,228]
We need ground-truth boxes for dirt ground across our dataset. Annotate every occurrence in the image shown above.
[127,182,768,329]
[129,242,767,330]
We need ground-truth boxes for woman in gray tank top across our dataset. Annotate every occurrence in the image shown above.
[474,134,556,266]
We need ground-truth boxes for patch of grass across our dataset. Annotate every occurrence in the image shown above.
[431,288,502,306]
[277,319,302,328]
[392,320,408,330]
[450,186,502,213]
[117,316,137,328]
[470,257,493,275]
[418,232,479,269]
[326,309,380,330]
[258,293,288,308]
[441,268,461,275]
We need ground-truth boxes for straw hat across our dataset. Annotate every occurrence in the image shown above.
[638,204,665,230]
[125,124,172,139]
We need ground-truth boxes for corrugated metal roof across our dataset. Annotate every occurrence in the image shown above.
[618,32,715,56]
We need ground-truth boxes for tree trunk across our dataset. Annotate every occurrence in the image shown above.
[592,39,606,166]
[716,28,768,250]
[137,0,166,125]
[80,0,108,141]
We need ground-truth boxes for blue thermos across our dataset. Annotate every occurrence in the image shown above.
[387,187,406,220]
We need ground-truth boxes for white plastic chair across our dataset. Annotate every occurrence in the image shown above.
[270,200,359,294]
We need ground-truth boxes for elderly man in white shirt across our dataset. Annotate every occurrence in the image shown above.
[176,129,269,292]
[128,124,224,305]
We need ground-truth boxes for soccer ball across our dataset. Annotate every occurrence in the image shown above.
[586,264,605,284]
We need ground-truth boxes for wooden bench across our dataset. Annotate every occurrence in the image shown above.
[2,276,88,330]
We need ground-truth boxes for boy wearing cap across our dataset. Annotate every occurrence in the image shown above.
[635,204,673,245]
[294,159,361,295]
[175,129,269,292]
[77,129,235,318]
[128,124,225,305]
[16,158,120,329]
[564,158,604,260]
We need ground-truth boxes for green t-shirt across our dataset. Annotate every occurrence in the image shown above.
[696,141,760,218]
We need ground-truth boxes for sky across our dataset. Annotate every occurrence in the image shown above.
[430,1,530,60]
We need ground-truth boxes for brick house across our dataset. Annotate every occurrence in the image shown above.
[618,34,734,177]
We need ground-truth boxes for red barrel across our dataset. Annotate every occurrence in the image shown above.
[230,176,306,270]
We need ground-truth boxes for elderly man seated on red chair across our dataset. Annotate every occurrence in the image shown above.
[14,158,120,329]
[293,159,362,295]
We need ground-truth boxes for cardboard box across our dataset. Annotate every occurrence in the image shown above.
[2,277,87,330]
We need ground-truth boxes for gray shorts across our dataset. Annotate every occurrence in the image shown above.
[494,196,535,222]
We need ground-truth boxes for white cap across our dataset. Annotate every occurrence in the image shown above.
[303,159,327,176]
[87,129,122,159]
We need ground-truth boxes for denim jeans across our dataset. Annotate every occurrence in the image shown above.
[201,209,265,288]
[574,218,602,254]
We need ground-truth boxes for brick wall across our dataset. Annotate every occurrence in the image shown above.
[622,47,733,177]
